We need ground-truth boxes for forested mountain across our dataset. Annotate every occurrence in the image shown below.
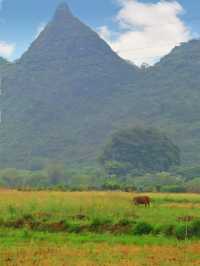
[141,40,200,164]
[0,3,140,168]
[1,3,200,168]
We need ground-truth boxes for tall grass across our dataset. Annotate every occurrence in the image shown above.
[0,190,199,237]
[1,190,200,265]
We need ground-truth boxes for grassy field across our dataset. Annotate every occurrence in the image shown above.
[0,190,200,265]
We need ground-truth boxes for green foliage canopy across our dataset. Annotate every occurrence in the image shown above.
[100,127,180,174]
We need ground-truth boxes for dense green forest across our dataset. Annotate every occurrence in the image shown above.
[1,162,200,193]
[0,125,197,193]
[100,127,180,174]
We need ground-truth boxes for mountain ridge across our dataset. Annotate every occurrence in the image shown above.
[1,3,200,168]
[0,2,139,168]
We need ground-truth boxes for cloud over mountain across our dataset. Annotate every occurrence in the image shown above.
[99,0,192,66]
[0,1,15,58]
[0,41,15,58]
[35,22,46,39]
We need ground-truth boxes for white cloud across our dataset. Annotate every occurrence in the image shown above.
[99,26,112,40]
[99,0,192,66]
[0,1,15,58]
[0,41,15,58]
[35,22,46,39]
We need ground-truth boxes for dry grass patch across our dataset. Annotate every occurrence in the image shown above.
[1,243,200,266]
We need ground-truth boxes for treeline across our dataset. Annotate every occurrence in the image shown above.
[97,166,200,193]
[1,126,200,192]
[1,163,200,193]
[0,164,103,191]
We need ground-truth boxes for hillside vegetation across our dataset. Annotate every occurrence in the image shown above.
[0,3,200,168]
[100,127,180,174]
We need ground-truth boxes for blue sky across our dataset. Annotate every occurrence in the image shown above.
[0,0,200,65]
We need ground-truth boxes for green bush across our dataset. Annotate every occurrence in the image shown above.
[133,222,153,235]
[153,224,175,236]
[175,224,187,240]
[152,224,163,235]
[67,223,82,233]
[190,220,200,237]
[162,224,176,236]
[90,218,112,230]
[117,218,134,226]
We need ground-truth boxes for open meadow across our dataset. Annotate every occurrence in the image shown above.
[1,190,200,265]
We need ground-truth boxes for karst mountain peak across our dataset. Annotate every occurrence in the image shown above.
[53,2,74,21]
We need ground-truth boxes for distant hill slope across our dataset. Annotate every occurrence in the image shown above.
[0,3,140,168]
[1,3,200,168]
[142,40,200,164]
[0,57,11,77]
[104,39,200,165]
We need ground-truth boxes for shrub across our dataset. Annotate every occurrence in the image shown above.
[133,222,153,235]
[152,224,163,235]
[190,220,200,237]
[90,218,112,231]
[175,224,188,240]
[162,224,176,236]
[117,218,134,226]
[67,223,82,233]
[153,224,175,236]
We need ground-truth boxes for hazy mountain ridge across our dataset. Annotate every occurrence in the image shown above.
[141,39,200,164]
[1,3,200,168]
[0,57,11,78]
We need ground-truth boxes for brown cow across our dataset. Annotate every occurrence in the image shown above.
[133,196,151,207]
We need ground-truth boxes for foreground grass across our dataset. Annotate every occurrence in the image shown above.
[0,190,200,265]
[0,228,180,246]
[1,237,200,265]
[0,229,200,266]
[1,245,200,266]
[0,190,199,224]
